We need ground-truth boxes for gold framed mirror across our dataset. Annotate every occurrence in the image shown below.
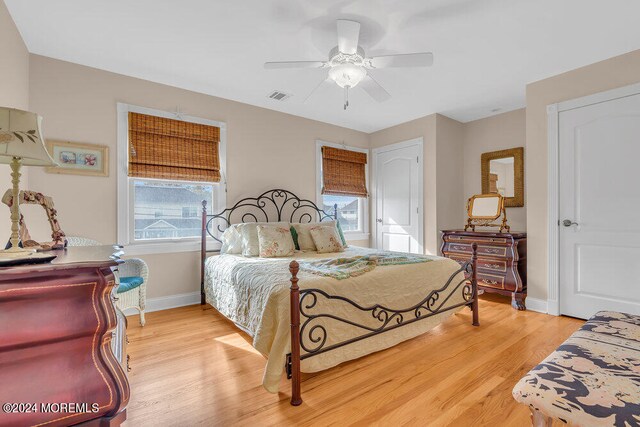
[481,147,524,207]
[465,194,510,232]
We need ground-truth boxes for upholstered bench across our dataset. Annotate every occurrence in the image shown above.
[513,311,640,426]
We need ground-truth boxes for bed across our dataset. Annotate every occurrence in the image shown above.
[200,189,479,405]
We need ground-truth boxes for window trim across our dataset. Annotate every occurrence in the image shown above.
[117,103,226,255]
[315,140,370,242]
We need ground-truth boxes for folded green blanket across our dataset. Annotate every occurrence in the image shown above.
[299,252,435,280]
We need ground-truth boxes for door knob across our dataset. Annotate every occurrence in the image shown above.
[376,218,383,223]
[562,219,578,227]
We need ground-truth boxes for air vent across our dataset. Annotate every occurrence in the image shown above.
[267,90,292,101]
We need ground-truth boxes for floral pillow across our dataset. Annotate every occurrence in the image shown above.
[257,224,296,258]
[292,220,343,251]
[237,222,288,257]
[309,225,345,254]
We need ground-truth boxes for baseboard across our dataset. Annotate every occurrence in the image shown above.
[121,291,200,316]
[125,292,551,316]
[526,297,548,314]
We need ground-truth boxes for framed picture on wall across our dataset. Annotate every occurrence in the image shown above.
[45,140,109,177]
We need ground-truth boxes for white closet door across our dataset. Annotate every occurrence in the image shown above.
[374,140,423,254]
[559,93,640,319]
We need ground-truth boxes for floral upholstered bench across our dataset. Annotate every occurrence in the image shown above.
[512,311,640,426]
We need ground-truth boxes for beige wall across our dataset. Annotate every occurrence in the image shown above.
[369,113,465,256]
[434,115,465,245]
[28,55,369,299]
[0,0,30,244]
[526,49,640,301]
[463,108,526,232]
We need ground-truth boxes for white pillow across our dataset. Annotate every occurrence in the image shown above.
[238,222,289,257]
[220,225,243,254]
[309,225,345,254]
[257,224,295,257]
[292,220,337,251]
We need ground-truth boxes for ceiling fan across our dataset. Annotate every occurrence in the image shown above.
[264,19,434,110]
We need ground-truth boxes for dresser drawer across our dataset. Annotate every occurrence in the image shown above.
[444,243,508,258]
[445,235,508,244]
[476,258,507,273]
[447,254,469,267]
[477,273,505,290]
[441,253,508,273]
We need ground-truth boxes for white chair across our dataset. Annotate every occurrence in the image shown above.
[66,236,148,326]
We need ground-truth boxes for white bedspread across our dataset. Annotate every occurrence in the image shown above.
[204,246,467,392]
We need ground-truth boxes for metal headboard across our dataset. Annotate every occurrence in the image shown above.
[202,189,337,244]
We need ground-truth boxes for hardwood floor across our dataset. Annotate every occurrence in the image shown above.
[124,294,583,426]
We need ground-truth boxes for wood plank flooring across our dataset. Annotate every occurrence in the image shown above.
[124,294,583,426]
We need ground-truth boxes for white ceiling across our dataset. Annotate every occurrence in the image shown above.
[6,0,640,133]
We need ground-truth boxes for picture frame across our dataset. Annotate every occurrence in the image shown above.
[45,140,109,177]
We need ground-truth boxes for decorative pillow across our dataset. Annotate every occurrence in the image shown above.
[292,220,338,251]
[220,224,243,254]
[257,224,295,258]
[290,226,300,250]
[238,222,289,257]
[336,221,348,248]
[309,225,345,254]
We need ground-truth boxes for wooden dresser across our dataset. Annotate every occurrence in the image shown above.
[441,230,527,310]
[0,246,130,427]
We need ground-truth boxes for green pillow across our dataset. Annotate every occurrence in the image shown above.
[290,226,300,250]
[336,221,348,247]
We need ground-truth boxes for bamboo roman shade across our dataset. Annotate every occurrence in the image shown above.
[128,112,221,182]
[321,146,368,197]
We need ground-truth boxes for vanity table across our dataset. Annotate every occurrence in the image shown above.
[0,245,130,426]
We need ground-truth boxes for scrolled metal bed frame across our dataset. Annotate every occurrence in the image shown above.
[201,189,479,406]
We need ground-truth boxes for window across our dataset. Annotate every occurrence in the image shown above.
[133,180,212,240]
[316,140,369,240]
[322,194,363,232]
[117,104,226,254]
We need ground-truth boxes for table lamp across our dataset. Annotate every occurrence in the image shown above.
[0,107,58,262]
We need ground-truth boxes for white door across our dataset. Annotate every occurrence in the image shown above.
[559,93,640,319]
[374,139,423,254]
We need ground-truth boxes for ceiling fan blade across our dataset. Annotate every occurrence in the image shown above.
[303,76,332,103]
[264,61,325,69]
[337,19,360,55]
[368,52,434,68]
[359,74,391,102]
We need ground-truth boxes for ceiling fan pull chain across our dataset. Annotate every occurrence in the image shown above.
[344,86,350,110]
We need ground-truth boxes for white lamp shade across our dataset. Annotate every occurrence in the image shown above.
[0,107,57,167]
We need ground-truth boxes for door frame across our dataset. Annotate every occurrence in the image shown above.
[371,137,424,252]
[547,82,640,316]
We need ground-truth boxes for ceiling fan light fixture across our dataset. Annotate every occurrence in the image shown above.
[328,63,366,88]
[264,19,434,109]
